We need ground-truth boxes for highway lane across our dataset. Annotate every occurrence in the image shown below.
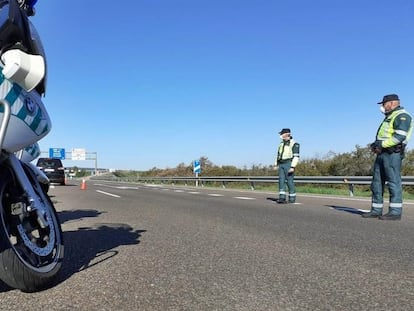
[0,181,413,310]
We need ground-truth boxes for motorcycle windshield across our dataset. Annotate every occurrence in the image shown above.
[28,19,47,94]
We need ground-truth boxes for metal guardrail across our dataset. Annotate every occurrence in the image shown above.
[92,175,414,196]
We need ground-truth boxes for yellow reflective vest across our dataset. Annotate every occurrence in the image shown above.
[276,139,300,167]
[377,108,413,148]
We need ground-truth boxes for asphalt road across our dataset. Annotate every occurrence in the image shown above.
[0,180,413,311]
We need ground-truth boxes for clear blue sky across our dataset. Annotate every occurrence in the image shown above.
[31,0,414,170]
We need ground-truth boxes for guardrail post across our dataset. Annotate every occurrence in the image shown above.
[250,181,255,190]
[348,183,354,197]
[222,181,226,189]
[344,178,354,197]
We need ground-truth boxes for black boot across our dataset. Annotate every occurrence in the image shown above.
[379,213,401,220]
[361,211,381,218]
[276,199,287,204]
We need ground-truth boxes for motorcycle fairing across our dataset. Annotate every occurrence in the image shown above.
[0,70,50,152]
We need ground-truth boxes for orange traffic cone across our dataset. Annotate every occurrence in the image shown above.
[80,179,87,190]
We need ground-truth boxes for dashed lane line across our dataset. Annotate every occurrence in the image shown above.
[148,187,255,200]
[99,185,286,202]
[96,190,121,198]
[93,183,138,190]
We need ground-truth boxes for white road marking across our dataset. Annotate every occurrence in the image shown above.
[174,190,184,193]
[208,194,224,197]
[93,183,138,190]
[188,192,200,194]
[96,190,121,198]
[233,196,256,200]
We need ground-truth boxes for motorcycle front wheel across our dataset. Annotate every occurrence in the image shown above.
[0,165,64,292]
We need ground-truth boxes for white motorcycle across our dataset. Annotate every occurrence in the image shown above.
[0,0,64,292]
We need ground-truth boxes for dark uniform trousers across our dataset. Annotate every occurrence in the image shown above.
[371,151,403,215]
[278,159,296,203]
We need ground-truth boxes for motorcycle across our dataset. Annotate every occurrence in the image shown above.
[0,0,64,292]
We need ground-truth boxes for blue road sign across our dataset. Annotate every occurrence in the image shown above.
[49,148,65,159]
[193,160,201,174]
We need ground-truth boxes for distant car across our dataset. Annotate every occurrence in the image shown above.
[36,158,65,185]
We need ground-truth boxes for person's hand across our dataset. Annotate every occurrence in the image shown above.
[288,167,295,173]
[370,140,382,154]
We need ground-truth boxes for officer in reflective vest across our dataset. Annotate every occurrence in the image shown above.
[362,94,413,220]
[275,128,300,203]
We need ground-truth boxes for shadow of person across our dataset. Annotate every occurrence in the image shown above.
[327,205,365,215]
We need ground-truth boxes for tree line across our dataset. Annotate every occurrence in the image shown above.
[115,144,414,178]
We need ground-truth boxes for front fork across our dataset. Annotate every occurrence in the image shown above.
[8,155,49,228]
[0,99,48,228]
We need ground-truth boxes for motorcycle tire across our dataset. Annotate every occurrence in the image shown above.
[0,164,64,292]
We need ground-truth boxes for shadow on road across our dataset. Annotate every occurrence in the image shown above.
[59,222,146,281]
[58,209,104,223]
[0,210,146,293]
[328,205,365,215]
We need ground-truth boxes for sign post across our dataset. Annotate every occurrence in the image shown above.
[193,160,201,187]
